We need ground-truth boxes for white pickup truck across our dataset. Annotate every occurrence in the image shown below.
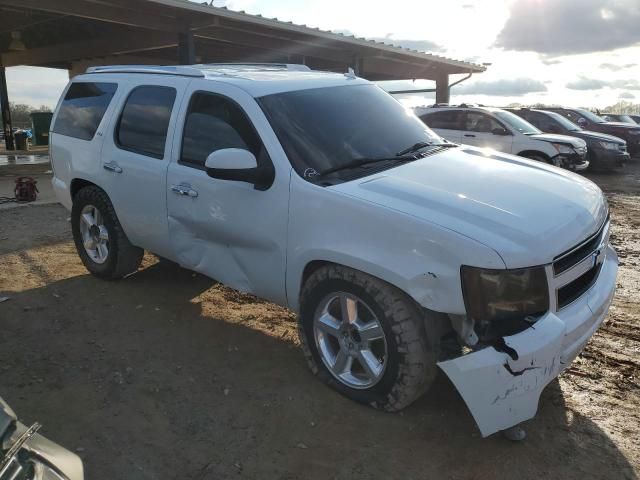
[49,64,617,438]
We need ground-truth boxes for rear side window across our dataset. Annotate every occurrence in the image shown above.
[421,110,462,130]
[180,92,263,168]
[115,86,176,159]
[464,112,503,133]
[53,82,117,141]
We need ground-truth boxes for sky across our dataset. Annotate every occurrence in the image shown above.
[5,0,640,109]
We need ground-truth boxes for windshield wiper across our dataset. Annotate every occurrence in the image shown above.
[318,155,417,178]
[427,142,458,148]
[395,141,433,156]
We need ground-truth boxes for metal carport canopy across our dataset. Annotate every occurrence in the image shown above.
[0,0,484,80]
[0,0,485,148]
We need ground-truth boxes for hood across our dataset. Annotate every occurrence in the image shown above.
[601,121,640,131]
[332,147,608,268]
[529,133,586,148]
[575,130,626,144]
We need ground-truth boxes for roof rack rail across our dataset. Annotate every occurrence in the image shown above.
[197,63,311,72]
[85,65,205,77]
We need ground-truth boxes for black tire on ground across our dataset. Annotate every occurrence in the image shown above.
[298,265,438,412]
[71,186,143,279]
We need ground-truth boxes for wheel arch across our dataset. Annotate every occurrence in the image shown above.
[294,257,422,314]
[516,150,551,162]
[70,177,99,199]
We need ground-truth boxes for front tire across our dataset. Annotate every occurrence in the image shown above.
[71,186,143,279]
[299,265,437,411]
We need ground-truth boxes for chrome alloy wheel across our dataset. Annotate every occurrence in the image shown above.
[313,292,388,389]
[79,204,109,264]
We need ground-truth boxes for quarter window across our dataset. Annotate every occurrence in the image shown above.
[422,110,463,130]
[180,92,264,168]
[53,82,117,141]
[115,86,176,159]
[464,112,503,133]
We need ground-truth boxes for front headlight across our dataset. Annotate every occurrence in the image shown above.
[461,266,549,341]
[551,143,575,154]
[598,140,621,150]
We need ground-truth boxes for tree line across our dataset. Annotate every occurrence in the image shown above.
[506,100,640,115]
[1,102,52,130]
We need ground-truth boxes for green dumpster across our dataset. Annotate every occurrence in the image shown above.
[30,111,53,146]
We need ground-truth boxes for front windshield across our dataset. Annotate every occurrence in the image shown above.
[493,110,541,135]
[546,111,582,131]
[576,108,606,124]
[258,84,444,180]
[615,114,635,124]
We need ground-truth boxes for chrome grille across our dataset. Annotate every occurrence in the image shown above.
[551,217,610,310]
[553,216,608,275]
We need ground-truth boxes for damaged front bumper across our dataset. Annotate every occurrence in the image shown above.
[438,245,618,437]
[552,152,589,171]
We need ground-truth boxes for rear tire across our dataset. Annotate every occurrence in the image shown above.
[71,186,143,279]
[298,265,437,411]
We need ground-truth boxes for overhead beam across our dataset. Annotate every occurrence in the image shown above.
[194,26,352,64]
[0,0,181,32]
[1,31,178,67]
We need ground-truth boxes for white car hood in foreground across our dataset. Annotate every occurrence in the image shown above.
[332,146,608,268]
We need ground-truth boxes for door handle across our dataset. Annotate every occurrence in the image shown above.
[170,184,198,198]
[464,134,476,138]
[103,162,123,173]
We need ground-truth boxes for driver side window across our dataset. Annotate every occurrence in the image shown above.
[465,112,503,133]
[180,92,266,168]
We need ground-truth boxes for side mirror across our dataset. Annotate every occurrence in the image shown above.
[204,148,274,191]
[491,127,510,136]
[577,118,588,127]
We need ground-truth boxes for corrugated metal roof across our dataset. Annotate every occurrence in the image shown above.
[149,0,486,73]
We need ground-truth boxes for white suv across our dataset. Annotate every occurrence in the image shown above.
[415,105,589,170]
[50,64,617,438]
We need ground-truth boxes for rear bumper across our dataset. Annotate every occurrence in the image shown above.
[438,244,618,437]
[52,176,72,210]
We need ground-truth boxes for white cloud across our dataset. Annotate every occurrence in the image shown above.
[453,78,547,96]
[496,0,640,55]
[5,66,68,108]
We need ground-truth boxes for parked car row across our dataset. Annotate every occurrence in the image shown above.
[415,104,639,172]
[508,108,629,171]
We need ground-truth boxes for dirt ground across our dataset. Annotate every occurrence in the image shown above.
[1,164,639,480]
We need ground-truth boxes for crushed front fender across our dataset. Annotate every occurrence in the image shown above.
[438,246,617,437]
